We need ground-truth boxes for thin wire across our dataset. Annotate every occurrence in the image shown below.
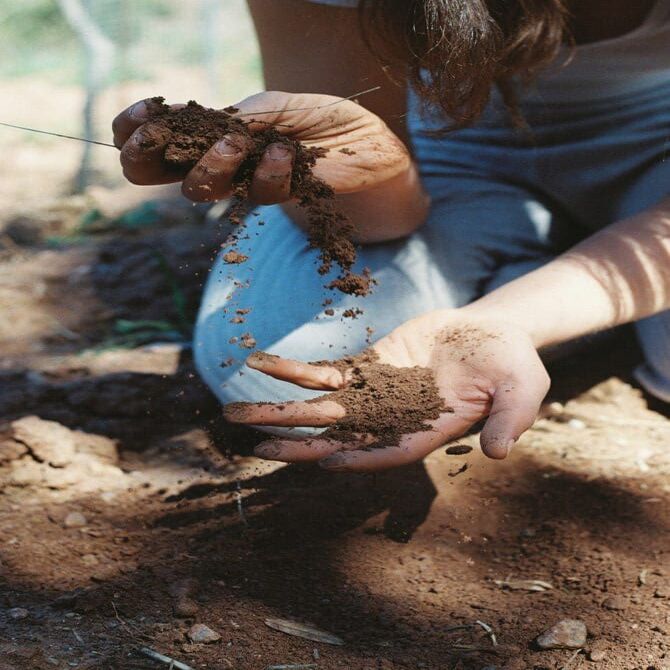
[0,121,117,147]
[0,86,382,147]
[235,85,382,117]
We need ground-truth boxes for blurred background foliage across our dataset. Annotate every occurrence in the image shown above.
[0,0,262,201]
[0,0,259,85]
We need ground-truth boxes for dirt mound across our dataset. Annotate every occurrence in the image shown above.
[315,351,446,447]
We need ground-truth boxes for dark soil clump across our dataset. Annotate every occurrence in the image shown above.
[316,351,447,447]
[145,98,373,296]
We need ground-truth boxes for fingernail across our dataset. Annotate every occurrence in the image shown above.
[254,442,282,459]
[268,144,291,160]
[129,101,148,120]
[214,139,243,157]
[498,439,517,458]
[319,453,350,471]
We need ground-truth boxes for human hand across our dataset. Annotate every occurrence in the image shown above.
[111,91,410,203]
[223,309,551,471]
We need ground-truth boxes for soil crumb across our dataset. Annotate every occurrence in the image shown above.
[315,351,447,447]
[145,98,373,296]
[222,250,248,264]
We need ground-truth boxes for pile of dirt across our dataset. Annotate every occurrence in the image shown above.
[144,98,373,297]
[317,351,447,446]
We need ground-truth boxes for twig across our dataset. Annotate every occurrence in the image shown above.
[449,645,501,655]
[559,648,583,670]
[138,646,194,670]
[235,480,248,526]
[111,601,151,643]
[474,620,498,647]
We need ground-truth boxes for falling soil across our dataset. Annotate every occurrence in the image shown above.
[144,98,373,297]
[316,351,447,447]
[222,250,248,264]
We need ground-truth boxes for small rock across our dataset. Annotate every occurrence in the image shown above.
[174,597,199,618]
[567,418,586,430]
[64,512,87,528]
[445,444,473,456]
[81,554,98,566]
[8,607,29,620]
[187,623,221,644]
[535,619,587,649]
[11,416,76,466]
[587,643,607,662]
[602,595,627,611]
[588,650,606,662]
[654,587,669,599]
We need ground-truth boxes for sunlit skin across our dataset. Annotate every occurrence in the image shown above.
[113,0,670,471]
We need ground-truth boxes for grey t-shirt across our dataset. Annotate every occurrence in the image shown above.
[306,0,670,102]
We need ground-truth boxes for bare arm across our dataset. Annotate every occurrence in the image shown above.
[248,0,429,242]
[463,200,670,347]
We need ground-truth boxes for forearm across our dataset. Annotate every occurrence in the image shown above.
[462,199,670,348]
[283,161,430,243]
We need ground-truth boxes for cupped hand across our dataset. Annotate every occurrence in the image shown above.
[111,91,410,203]
[223,309,551,472]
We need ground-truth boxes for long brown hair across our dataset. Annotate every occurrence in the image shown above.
[360,0,571,127]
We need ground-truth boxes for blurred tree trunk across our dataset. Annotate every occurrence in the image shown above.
[201,0,222,100]
[56,0,116,192]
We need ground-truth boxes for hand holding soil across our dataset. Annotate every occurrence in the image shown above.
[112,91,410,203]
[224,310,551,471]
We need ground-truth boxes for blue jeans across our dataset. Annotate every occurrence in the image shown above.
[194,81,670,420]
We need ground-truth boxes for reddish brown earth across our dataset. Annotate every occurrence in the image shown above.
[1,195,670,670]
[145,99,373,297]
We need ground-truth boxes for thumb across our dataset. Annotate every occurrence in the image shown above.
[480,374,549,459]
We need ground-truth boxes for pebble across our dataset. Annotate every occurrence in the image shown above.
[567,418,586,430]
[535,619,587,649]
[187,623,221,644]
[64,512,88,528]
[588,649,607,662]
[8,607,29,620]
[602,595,627,611]
[445,444,473,456]
[654,587,669,599]
[174,597,199,618]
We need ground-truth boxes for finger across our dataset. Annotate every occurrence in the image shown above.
[255,433,375,462]
[246,351,347,391]
[248,142,295,205]
[120,122,186,185]
[254,438,347,463]
[319,412,471,472]
[223,400,345,427]
[112,99,156,149]
[479,373,550,459]
[181,133,253,202]
[112,99,184,149]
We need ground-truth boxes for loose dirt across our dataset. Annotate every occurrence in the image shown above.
[2,194,670,670]
[145,98,373,297]
[315,351,446,447]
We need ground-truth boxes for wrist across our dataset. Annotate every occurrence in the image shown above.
[457,298,549,349]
